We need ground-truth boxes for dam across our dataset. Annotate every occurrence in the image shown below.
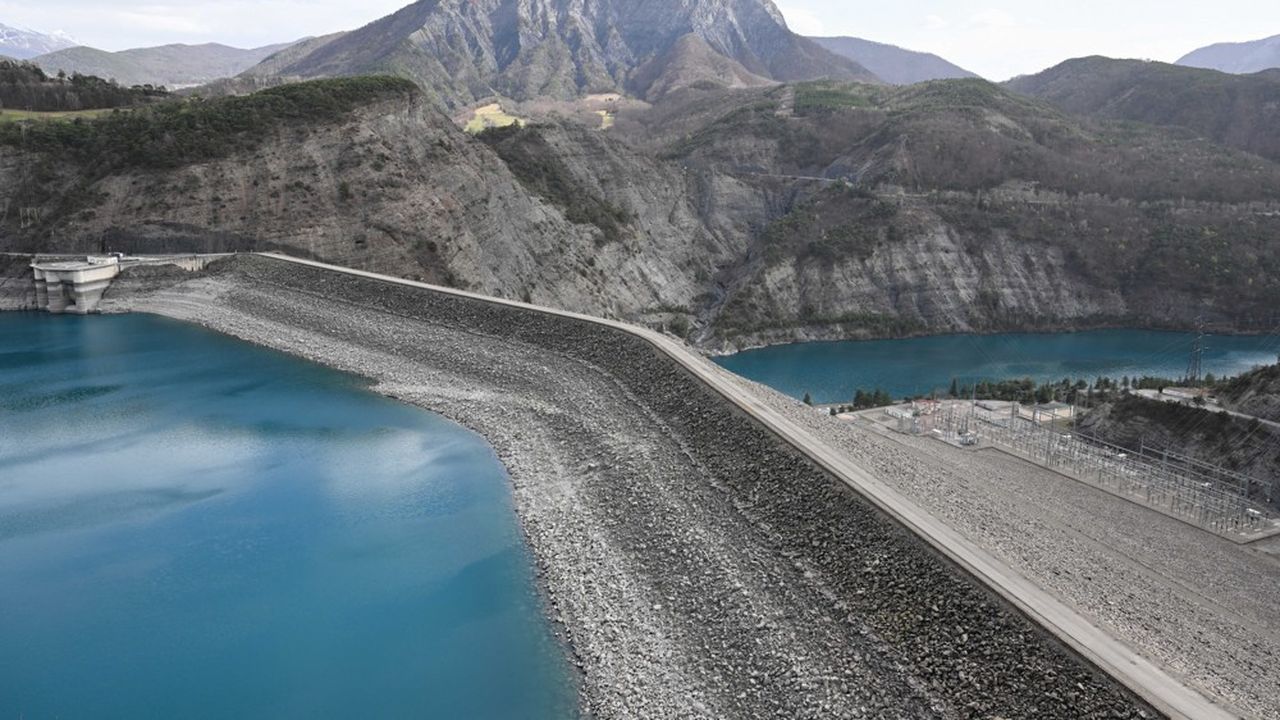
[3,252,1277,718]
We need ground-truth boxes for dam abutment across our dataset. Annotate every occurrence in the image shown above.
[219,254,1193,719]
[6,251,1231,718]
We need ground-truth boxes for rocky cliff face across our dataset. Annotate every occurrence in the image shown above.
[249,0,877,106]
[5,76,1279,350]
[711,212,1129,349]
[0,88,755,323]
[637,79,1280,348]
[0,254,35,310]
[1219,364,1280,423]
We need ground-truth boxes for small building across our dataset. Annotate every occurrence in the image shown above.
[1029,401,1075,422]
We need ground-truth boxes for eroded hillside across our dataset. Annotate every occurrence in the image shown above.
[617,79,1280,348]
[4,76,1279,351]
[0,77,751,324]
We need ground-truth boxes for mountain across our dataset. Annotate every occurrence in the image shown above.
[641,78,1280,347]
[0,23,76,60]
[191,33,352,98]
[33,41,299,88]
[239,33,348,80]
[5,76,1280,351]
[810,36,977,85]
[0,77,742,321]
[1178,34,1280,74]
[631,34,775,101]
[242,0,879,107]
[1006,56,1280,162]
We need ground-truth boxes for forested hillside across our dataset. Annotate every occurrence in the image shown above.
[1007,57,1280,163]
[5,72,1279,351]
[0,60,166,112]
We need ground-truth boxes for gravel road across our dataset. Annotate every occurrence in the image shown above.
[96,255,1159,719]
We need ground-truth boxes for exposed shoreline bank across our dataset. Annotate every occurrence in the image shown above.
[5,255,1280,716]
[71,255,1163,718]
[709,319,1278,357]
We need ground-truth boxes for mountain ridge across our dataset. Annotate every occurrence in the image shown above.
[240,0,880,106]
[1006,56,1280,163]
[5,76,1279,350]
[810,36,977,85]
[0,22,76,60]
[1178,33,1280,74]
[33,41,300,88]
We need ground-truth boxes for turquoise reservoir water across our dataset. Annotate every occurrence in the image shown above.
[0,314,577,719]
[716,329,1280,404]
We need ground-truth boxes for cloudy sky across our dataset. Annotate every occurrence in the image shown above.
[4,0,1280,80]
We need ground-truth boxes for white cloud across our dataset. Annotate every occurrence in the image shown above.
[115,9,206,36]
[964,8,1020,30]
[924,14,948,31]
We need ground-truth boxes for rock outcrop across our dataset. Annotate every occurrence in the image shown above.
[5,75,1280,350]
[242,0,878,106]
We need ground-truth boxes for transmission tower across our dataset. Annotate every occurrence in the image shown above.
[1185,325,1206,385]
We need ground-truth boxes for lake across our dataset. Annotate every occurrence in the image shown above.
[0,313,578,719]
[715,329,1280,404]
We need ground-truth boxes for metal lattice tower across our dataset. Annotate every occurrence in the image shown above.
[1185,327,1206,385]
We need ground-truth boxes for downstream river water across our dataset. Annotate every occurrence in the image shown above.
[716,329,1280,404]
[0,314,577,718]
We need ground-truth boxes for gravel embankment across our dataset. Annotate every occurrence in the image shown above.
[98,255,1158,719]
[706,368,1280,720]
[0,255,35,310]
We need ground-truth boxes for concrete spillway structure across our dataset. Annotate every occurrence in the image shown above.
[25,254,233,314]
[31,256,121,314]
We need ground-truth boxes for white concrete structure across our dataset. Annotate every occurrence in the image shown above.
[31,256,121,314]
[27,253,234,314]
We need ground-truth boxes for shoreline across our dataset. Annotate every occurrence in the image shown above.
[10,255,1267,717]
[86,256,1167,718]
[709,321,1279,357]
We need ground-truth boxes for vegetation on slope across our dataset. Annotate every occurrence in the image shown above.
[0,76,417,172]
[663,77,1280,203]
[1080,393,1280,507]
[1218,362,1280,422]
[32,42,296,89]
[1006,57,1280,162]
[476,123,633,244]
[630,77,1280,341]
[0,60,167,112]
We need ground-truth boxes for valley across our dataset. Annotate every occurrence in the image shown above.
[4,0,1280,717]
[3,71,1277,351]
